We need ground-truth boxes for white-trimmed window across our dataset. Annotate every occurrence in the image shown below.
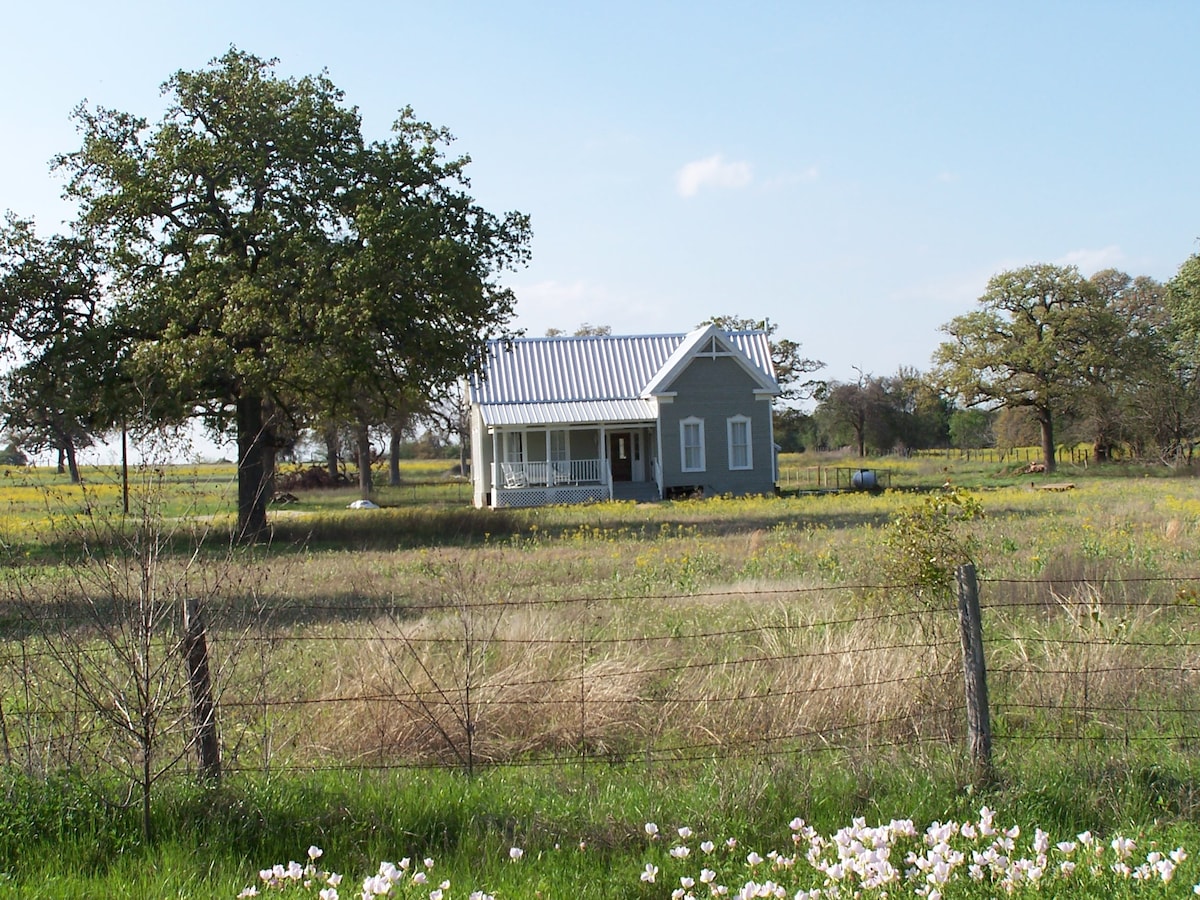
[727,415,752,470]
[680,417,705,472]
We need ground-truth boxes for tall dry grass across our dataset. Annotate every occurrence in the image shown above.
[284,561,968,768]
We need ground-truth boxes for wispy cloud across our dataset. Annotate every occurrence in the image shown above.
[675,154,753,198]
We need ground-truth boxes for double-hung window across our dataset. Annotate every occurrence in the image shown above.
[680,417,705,473]
[727,416,752,470]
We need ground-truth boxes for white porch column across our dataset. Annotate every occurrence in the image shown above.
[599,424,610,499]
[490,429,500,508]
[654,407,665,497]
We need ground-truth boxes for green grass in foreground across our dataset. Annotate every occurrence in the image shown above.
[3,745,1200,898]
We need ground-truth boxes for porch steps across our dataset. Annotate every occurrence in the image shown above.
[612,481,660,503]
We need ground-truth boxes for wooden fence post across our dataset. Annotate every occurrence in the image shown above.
[0,690,10,765]
[182,597,221,781]
[956,564,993,785]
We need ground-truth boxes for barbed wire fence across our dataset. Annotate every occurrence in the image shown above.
[1,570,1199,790]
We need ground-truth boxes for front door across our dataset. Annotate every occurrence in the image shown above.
[609,432,633,482]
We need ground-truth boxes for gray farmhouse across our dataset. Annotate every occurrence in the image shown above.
[468,324,781,508]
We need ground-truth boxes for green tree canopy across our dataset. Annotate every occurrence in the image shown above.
[933,264,1111,474]
[1077,269,1176,461]
[1167,251,1200,352]
[948,408,993,450]
[1157,254,1200,462]
[57,49,530,537]
[810,367,948,456]
[813,370,889,457]
[0,216,120,481]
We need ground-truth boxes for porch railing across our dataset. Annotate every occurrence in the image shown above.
[500,458,603,489]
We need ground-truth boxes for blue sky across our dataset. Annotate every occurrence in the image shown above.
[3,1,1198,399]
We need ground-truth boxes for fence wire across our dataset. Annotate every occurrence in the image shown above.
[1,573,1198,782]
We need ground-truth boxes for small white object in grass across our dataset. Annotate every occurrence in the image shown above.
[347,499,379,509]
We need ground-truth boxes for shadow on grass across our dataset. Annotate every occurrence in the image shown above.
[267,507,521,551]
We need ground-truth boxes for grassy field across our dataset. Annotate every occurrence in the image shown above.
[1,451,1199,897]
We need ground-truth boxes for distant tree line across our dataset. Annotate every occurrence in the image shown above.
[785,263,1200,476]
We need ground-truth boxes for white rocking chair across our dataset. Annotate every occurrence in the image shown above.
[501,463,529,489]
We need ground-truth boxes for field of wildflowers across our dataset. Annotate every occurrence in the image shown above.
[1,451,1200,897]
[236,806,1198,899]
[629,808,1198,899]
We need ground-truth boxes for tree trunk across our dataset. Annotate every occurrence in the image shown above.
[1038,409,1056,474]
[389,427,402,486]
[63,436,81,484]
[264,443,277,494]
[236,395,270,542]
[356,421,373,499]
[324,425,339,479]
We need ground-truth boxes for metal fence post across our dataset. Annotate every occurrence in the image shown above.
[956,563,993,785]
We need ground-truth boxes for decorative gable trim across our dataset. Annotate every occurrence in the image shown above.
[642,324,780,398]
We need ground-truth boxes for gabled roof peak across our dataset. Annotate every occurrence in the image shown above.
[642,324,779,398]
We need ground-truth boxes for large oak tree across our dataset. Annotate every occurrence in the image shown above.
[58,49,530,538]
[934,264,1115,475]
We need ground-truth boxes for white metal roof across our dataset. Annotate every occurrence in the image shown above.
[471,329,777,428]
[478,399,658,427]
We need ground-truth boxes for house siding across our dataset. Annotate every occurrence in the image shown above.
[657,356,775,496]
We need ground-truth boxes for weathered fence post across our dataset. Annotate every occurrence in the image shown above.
[0,690,10,765]
[956,563,993,785]
[181,597,221,781]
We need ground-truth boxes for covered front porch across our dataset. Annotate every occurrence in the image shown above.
[485,424,659,509]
